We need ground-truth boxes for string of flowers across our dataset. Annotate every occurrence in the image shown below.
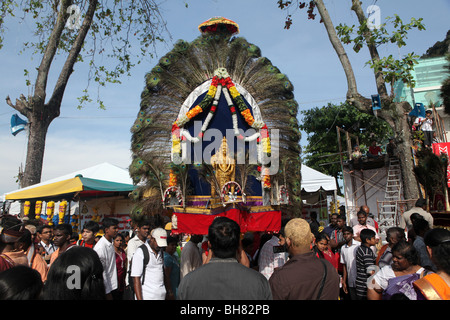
[58,201,67,225]
[35,201,42,220]
[168,168,178,187]
[171,67,271,189]
[163,186,183,207]
[258,166,271,189]
[171,74,222,158]
[24,201,31,217]
[46,201,55,225]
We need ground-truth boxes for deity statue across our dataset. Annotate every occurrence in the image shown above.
[210,136,235,198]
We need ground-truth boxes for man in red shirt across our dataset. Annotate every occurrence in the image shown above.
[368,140,382,159]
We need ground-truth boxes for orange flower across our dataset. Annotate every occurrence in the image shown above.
[186,105,203,119]
[169,170,177,187]
[263,174,271,189]
[241,108,255,126]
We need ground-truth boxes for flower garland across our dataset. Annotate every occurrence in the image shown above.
[169,169,178,187]
[163,186,183,207]
[46,201,55,225]
[58,201,67,225]
[171,76,221,159]
[221,181,244,203]
[278,185,289,204]
[24,201,31,217]
[258,166,271,189]
[35,201,42,220]
[171,68,271,188]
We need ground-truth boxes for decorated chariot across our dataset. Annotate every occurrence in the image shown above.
[129,17,302,235]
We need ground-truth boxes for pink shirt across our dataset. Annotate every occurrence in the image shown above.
[353,224,379,239]
[353,224,379,254]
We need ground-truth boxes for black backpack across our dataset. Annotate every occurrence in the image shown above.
[128,243,150,294]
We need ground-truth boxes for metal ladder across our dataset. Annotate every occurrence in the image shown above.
[379,158,402,238]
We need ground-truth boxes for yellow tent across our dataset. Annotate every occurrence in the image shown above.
[5,175,135,201]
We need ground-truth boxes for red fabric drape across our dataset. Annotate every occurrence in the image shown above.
[172,208,281,235]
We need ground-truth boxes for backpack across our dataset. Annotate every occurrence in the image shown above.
[128,243,150,294]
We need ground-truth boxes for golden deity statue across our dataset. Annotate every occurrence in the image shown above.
[210,136,235,198]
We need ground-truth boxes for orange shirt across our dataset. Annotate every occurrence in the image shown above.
[414,273,450,300]
[29,249,48,282]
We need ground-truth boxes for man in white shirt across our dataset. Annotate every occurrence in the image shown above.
[126,219,151,287]
[400,198,434,232]
[37,225,56,265]
[130,227,168,300]
[94,218,119,299]
[340,226,361,300]
[419,109,434,148]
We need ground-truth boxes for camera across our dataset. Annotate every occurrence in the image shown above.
[273,245,287,253]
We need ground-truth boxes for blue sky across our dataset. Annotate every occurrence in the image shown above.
[1,0,449,195]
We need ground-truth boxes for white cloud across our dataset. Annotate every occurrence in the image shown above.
[0,133,131,195]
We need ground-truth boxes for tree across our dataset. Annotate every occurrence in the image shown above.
[421,29,450,59]
[442,54,450,115]
[1,0,168,188]
[278,0,425,202]
[301,102,392,192]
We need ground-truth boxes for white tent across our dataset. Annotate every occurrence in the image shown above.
[4,162,132,198]
[3,163,134,222]
[301,165,337,193]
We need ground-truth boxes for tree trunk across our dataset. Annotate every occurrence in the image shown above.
[349,0,420,202]
[314,0,359,100]
[21,101,59,188]
[314,0,420,203]
[6,0,98,189]
[388,102,420,202]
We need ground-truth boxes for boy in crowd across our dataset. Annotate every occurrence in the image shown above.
[78,220,100,248]
[340,226,360,300]
[355,229,377,300]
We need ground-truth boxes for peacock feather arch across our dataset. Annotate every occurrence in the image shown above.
[129,17,302,222]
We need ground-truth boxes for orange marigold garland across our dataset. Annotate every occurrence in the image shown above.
[169,169,178,187]
[171,68,271,189]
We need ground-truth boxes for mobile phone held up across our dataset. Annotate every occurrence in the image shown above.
[273,245,287,253]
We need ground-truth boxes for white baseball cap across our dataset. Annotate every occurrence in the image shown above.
[151,228,168,247]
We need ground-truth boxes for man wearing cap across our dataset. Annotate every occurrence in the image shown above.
[130,227,169,300]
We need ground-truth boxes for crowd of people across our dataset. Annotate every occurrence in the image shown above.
[0,200,449,300]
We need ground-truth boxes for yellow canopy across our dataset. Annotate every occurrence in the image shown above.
[5,176,135,201]
[5,177,84,200]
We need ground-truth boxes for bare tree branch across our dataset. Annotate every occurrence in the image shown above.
[34,0,73,104]
[48,0,98,109]
[314,0,371,112]
[351,0,389,100]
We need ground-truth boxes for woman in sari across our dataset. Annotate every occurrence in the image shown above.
[413,228,450,300]
[367,240,429,300]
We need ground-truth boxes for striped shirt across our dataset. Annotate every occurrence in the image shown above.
[355,244,376,299]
